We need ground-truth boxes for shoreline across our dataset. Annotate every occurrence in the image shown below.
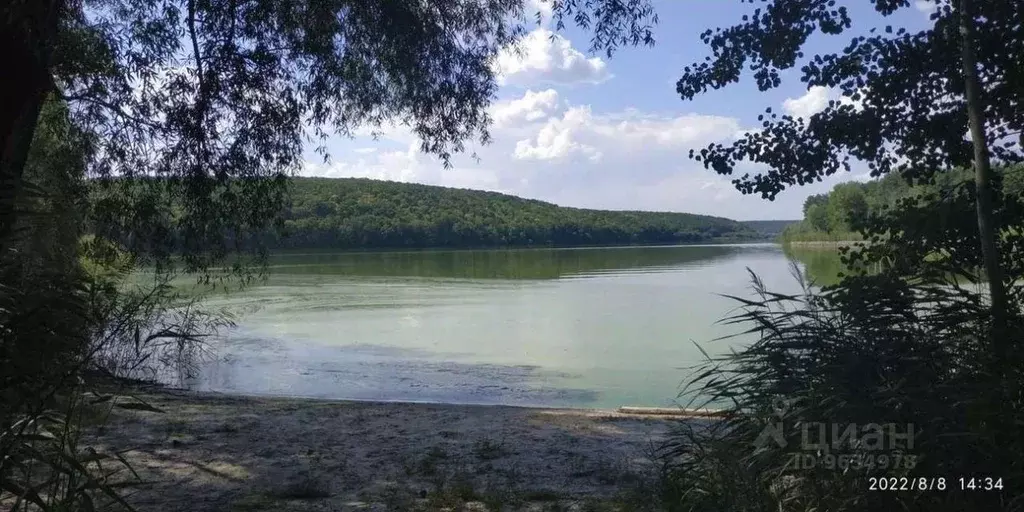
[216,240,779,259]
[783,240,863,248]
[147,385,723,418]
[84,387,694,511]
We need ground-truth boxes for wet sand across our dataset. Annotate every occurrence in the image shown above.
[85,388,688,511]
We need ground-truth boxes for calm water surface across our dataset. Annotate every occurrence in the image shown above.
[178,244,815,409]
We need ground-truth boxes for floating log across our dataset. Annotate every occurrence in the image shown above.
[617,406,726,418]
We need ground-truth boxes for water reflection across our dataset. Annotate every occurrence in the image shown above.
[265,244,777,280]
[782,245,846,286]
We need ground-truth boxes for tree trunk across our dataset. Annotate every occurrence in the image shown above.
[959,0,1008,337]
[0,0,62,252]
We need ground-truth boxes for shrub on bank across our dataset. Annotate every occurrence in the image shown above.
[660,268,1024,512]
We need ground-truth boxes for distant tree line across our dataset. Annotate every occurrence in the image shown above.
[743,219,800,238]
[783,166,1024,242]
[266,178,759,249]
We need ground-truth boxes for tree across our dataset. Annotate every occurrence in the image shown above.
[802,193,828,217]
[678,0,1023,337]
[826,182,868,232]
[2,0,658,271]
[805,201,830,232]
[1004,165,1024,197]
[3,4,666,506]
[1,97,89,419]
[668,5,1024,508]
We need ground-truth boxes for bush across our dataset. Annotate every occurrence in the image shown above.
[661,267,1024,512]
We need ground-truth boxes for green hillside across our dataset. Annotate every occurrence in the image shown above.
[275,178,759,249]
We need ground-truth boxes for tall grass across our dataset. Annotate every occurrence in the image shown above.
[2,233,233,510]
[779,225,865,244]
[660,266,1023,511]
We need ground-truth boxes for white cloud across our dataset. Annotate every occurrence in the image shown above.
[490,89,560,127]
[782,86,832,118]
[524,0,554,26]
[353,147,377,154]
[914,0,937,13]
[302,142,503,192]
[782,86,866,118]
[302,144,418,183]
[513,106,603,161]
[351,120,416,144]
[592,110,744,146]
[296,89,850,220]
[512,106,741,164]
[494,28,611,86]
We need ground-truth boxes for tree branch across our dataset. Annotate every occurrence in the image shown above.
[58,92,164,132]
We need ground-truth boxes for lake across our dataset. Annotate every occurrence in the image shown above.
[175,244,824,409]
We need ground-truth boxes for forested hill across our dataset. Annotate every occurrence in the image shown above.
[274,178,760,249]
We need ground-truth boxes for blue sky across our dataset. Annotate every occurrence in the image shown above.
[300,0,936,221]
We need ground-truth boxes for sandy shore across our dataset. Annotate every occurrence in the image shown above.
[84,388,689,511]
